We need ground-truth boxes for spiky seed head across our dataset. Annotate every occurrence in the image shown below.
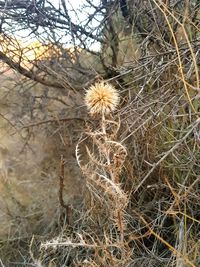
[85,82,120,115]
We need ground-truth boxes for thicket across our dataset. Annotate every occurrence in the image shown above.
[0,1,199,266]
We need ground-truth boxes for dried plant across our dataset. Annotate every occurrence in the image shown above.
[85,82,120,115]
[0,1,199,266]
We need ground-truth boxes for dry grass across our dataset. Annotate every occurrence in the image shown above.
[0,1,199,266]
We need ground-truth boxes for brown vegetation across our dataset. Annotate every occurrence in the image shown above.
[0,0,199,266]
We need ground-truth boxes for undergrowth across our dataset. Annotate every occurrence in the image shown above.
[0,1,199,266]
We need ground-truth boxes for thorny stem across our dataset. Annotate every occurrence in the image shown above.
[101,113,125,244]
[59,155,71,224]
[101,111,111,166]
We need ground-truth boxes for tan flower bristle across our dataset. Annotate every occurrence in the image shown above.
[85,82,120,115]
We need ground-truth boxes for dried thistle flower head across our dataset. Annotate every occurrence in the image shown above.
[85,82,120,115]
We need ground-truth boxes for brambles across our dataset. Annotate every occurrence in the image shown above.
[39,81,131,266]
[0,1,199,266]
